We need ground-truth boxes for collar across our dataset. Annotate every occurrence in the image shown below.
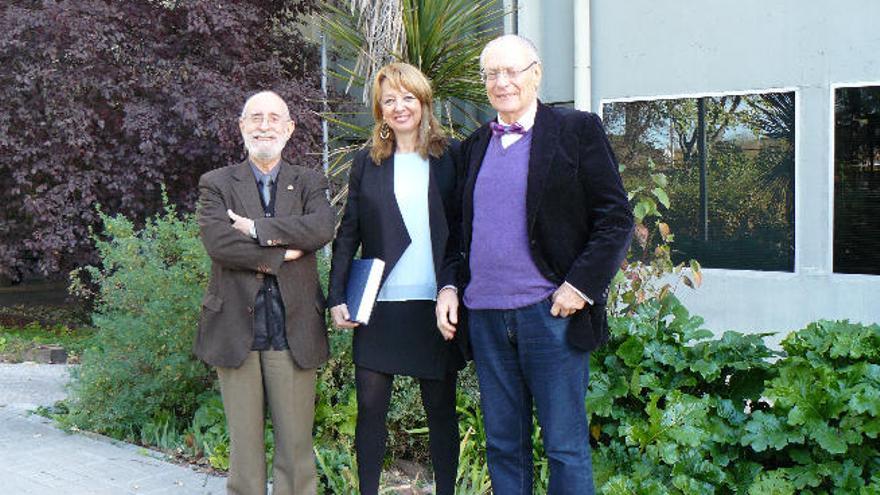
[249,159,282,183]
[496,100,538,132]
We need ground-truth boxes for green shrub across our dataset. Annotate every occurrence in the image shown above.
[315,441,359,494]
[52,183,880,495]
[740,320,880,494]
[589,311,880,494]
[455,388,493,494]
[140,409,186,453]
[186,392,231,470]
[64,198,213,440]
[590,295,778,494]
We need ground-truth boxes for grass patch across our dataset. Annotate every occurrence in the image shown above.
[0,321,94,363]
[0,301,93,363]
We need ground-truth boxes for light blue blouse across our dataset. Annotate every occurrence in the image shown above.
[377,152,437,301]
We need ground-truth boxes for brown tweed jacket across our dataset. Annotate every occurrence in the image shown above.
[194,159,335,369]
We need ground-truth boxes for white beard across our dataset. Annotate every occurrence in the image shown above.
[244,133,288,161]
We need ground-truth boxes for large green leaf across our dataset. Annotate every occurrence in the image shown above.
[742,411,803,451]
[748,471,795,495]
[617,336,645,367]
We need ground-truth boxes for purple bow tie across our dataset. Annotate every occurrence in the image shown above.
[490,121,526,136]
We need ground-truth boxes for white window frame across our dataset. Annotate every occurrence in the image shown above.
[599,87,801,277]
[829,81,880,279]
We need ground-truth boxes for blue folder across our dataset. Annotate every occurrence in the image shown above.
[345,258,385,324]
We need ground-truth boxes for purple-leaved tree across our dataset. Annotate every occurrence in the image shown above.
[0,0,322,281]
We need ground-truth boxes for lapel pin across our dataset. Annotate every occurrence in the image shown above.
[286,184,294,191]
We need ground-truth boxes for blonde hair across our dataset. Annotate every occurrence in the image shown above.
[369,62,447,164]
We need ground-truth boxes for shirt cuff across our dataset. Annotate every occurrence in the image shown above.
[564,281,593,305]
[249,223,257,239]
[439,285,458,294]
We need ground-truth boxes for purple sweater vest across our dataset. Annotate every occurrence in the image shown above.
[463,132,556,310]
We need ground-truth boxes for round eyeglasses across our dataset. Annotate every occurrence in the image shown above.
[480,61,539,83]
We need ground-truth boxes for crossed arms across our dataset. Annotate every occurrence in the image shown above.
[197,169,335,274]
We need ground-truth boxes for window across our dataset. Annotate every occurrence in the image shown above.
[834,86,880,275]
[603,91,796,271]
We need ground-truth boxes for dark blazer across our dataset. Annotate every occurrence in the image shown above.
[328,144,468,357]
[195,160,336,369]
[449,102,634,352]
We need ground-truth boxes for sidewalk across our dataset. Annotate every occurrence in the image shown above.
[0,363,227,495]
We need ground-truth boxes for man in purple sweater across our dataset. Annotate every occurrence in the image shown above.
[436,35,633,494]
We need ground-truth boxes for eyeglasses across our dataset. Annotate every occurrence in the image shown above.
[243,113,290,127]
[480,61,539,83]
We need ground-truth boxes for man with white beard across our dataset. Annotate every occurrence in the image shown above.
[194,91,335,495]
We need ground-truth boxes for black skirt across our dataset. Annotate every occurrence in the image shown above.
[352,300,465,380]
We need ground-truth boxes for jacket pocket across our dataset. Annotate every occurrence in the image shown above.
[202,294,223,312]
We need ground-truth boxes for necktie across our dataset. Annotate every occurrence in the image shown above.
[490,121,526,136]
[260,175,272,208]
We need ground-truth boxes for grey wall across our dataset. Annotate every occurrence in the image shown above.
[517,0,575,104]
[523,0,880,337]
[591,0,880,105]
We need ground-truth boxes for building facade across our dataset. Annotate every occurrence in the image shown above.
[509,0,880,340]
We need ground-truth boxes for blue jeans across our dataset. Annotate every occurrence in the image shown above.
[468,298,594,495]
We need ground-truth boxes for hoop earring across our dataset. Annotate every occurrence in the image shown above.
[379,122,391,140]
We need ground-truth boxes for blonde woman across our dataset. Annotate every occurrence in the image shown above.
[328,62,465,495]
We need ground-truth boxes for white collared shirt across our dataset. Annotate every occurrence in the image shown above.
[497,101,538,149]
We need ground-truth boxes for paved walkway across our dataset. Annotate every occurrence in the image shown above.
[0,363,227,494]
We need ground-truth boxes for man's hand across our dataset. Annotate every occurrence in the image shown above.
[330,304,359,329]
[284,249,303,261]
[550,283,587,318]
[227,209,255,238]
[435,288,458,341]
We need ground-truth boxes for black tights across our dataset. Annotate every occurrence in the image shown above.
[354,366,458,495]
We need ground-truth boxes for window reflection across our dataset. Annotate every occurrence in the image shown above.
[603,92,796,272]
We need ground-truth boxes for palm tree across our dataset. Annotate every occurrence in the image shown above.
[320,0,506,204]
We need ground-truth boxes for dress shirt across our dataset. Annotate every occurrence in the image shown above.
[248,160,288,351]
[248,161,281,239]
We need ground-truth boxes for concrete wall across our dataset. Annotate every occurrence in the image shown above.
[517,0,880,337]
[515,0,575,105]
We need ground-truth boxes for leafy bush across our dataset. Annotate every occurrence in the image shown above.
[64,198,213,440]
[315,442,359,494]
[54,177,879,494]
[186,392,231,470]
[589,310,880,494]
[741,320,880,494]
[314,330,359,445]
[612,161,702,318]
[455,393,492,494]
[591,296,777,494]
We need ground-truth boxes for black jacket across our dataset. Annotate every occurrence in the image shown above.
[445,102,633,352]
[328,143,469,358]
